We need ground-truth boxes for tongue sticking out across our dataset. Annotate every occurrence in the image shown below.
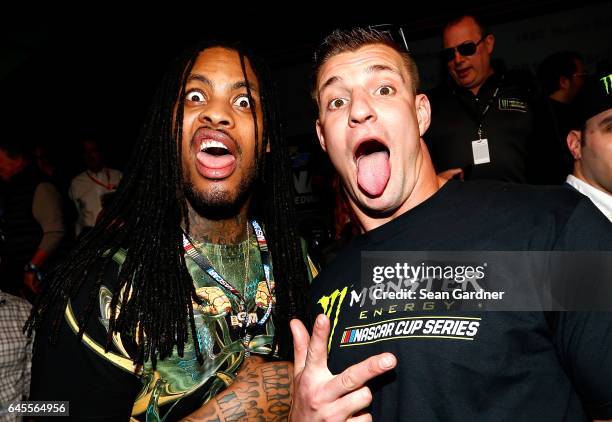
[357,150,390,196]
[196,150,235,169]
[196,150,236,179]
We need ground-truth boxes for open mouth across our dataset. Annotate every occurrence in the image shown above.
[354,139,391,197]
[195,134,237,180]
[200,140,233,157]
[354,139,389,162]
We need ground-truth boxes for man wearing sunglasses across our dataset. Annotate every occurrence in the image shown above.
[426,15,547,184]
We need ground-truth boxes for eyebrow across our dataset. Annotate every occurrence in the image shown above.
[365,64,405,83]
[186,74,259,93]
[319,63,405,93]
[232,80,259,93]
[187,74,213,87]
[598,116,612,128]
[320,75,342,92]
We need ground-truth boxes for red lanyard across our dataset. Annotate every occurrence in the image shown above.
[86,169,116,190]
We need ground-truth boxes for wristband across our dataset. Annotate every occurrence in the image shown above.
[24,262,44,281]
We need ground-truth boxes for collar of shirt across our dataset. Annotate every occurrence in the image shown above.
[88,168,109,177]
[566,174,612,222]
[454,72,501,100]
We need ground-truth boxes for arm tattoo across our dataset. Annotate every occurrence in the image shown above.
[215,360,265,421]
[182,359,292,421]
[216,392,247,421]
[262,362,292,421]
[183,406,221,422]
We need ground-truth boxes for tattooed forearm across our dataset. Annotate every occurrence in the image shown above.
[217,392,248,421]
[182,357,293,422]
[262,363,292,421]
[182,404,220,422]
[215,361,265,422]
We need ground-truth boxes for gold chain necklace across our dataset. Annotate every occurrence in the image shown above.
[243,220,250,300]
[182,218,272,357]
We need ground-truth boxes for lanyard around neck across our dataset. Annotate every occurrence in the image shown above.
[456,75,504,138]
[86,169,116,190]
[182,218,273,326]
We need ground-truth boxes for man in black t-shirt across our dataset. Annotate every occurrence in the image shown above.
[289,27,612,422]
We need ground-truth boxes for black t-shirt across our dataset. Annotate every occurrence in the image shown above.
[426,74,540,184]
[311,180,612,421]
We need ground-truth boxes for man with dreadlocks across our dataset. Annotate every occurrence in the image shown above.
[27,42,311,421]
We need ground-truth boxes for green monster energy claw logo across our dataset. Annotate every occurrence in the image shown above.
[317,287,348,351]
[601,74,612,95]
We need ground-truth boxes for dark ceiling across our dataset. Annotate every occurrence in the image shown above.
[0,0,604,164]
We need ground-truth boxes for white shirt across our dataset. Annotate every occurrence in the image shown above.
[69,168,122,236]
[566,174,612,222]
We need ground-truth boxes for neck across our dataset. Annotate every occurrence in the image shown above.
[573,166,612,196]
[351,140,444,232]
[184,200,252,245]
[470,85,481,96]
[469,68,494,95]
[550,91,570,104]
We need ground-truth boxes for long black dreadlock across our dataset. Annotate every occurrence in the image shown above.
[26,40,310,366]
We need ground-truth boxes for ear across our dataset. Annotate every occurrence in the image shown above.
[566,130,582,160]
[559,76,570,91]
[265,139,271,153]
[415,94,431,136]
[316,119,327,152]
[485,34,495,54]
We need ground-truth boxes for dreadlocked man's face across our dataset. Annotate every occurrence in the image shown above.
[180,47,264,217]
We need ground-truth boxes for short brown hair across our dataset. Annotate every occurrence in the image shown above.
[312,27,420,103]
[443,14,490,39]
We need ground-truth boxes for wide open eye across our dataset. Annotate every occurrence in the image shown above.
[376,85,395,96]
[233,95,252,109]
[186,90,206,103]
[328,98,347,110]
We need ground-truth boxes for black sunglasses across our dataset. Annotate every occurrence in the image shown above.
[441,35,488,62]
